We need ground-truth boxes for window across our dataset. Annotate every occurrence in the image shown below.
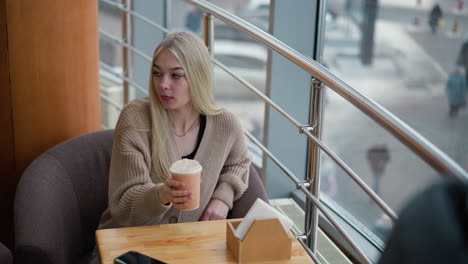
[321,0,468,248]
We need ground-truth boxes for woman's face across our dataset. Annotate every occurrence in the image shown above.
[153,49,192,112]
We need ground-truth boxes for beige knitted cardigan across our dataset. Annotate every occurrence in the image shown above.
[99,97,250,229]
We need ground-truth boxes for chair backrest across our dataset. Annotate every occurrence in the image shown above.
[15,129,113,264]
[14,129,267,264]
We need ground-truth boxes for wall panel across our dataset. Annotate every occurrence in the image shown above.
[0,0,15,249]
[7,0,100,173]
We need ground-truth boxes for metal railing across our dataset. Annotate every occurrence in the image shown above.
[98,0,468,263]
[187,0,468,182]
[99,62,147,95]
[100,93,123,111]
[99,30,152,66]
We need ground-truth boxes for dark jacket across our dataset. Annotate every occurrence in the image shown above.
[379,179,468,264]
[458,41,468,67]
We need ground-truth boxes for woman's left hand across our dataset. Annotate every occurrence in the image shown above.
[199,199,229,221]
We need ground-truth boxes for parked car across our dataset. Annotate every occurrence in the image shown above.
[239,0,343,24]
[237,0,270,25]
[214,19,268,43]
[213,40,268,99]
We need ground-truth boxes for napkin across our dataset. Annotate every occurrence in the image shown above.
[234,198,294,240]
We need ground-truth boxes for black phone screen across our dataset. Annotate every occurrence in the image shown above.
[114,251,167,264]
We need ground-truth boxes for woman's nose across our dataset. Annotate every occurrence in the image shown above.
[159,76,170,90]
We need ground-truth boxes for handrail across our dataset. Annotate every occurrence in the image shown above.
[214,57,397,221]
[185,0,468,183]
[212,58,301,130]
[296,235,322,264]
[100,0,169,34]
[244,130,372,264]
[100,93,123,111]
[100,62,147,95]
[99,29,153,62]
[223,52,392,260]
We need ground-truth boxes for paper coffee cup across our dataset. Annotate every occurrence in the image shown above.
[169,159,202,210]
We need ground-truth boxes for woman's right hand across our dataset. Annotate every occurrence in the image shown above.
[158,179,192,207]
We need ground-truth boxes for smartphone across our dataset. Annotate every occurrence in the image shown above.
[114,250,167,264]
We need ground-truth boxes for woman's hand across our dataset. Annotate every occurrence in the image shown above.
[200,199,229,221]
[158,179,192,207]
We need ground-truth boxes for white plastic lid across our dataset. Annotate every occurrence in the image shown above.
[169,159,202,174]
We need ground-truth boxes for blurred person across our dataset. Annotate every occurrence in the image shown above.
[320,160,338,199]
[234,0,246,12]
[367,144,390,196]
[428,3,443,34]
[457,34,468,83]
[185,7,203,32]
[445,67,467,118]
[458,0,464,12]
[345,0,353,13]
[98,31,251,230]
[327,4,340,21]
[378,179,468,264]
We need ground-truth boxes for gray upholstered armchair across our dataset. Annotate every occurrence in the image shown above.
[14,129,267,264]
[0,242,12,264]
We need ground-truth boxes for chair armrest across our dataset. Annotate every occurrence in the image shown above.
[0,242,12,264]
[228,165,268,219]
[15,154,84,264]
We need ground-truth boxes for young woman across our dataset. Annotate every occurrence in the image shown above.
[99,32,250,228]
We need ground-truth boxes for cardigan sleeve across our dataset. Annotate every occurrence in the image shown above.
[211,114,251,209]
[107,105,171,227]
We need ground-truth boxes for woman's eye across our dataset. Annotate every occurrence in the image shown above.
[153,71,161,77]
[172,74,182,79]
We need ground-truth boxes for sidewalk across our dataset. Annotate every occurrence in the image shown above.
[380,0,468,15]
[380,0,437,10]
[324,18,447,96]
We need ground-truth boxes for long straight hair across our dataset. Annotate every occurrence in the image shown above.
[149,32,222,181]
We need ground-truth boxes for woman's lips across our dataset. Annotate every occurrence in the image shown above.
[161,95,173,102]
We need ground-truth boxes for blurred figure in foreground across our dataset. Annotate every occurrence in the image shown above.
[378,179,468,264]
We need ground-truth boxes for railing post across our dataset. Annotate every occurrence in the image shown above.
[121,0,130,104]
[203,13,214,56]
[164,0,171,38]
[304,78,325,252]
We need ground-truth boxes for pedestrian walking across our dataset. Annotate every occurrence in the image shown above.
[457,34,468,83]
[428,3,443,34]
[445,67,467,117]
[458,0,464,12]
[185,7,203,32]
[367,144,390,196]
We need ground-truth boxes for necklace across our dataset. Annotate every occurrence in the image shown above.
[171,116,199,137]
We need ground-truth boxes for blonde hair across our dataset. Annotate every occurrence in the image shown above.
[148,32,222,181]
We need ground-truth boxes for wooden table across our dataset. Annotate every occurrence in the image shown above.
[96,219,315,264]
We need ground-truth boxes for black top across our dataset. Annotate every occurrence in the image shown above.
[182,114,206,160]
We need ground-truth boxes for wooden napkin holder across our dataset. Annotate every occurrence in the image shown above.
[226,218,292,263]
